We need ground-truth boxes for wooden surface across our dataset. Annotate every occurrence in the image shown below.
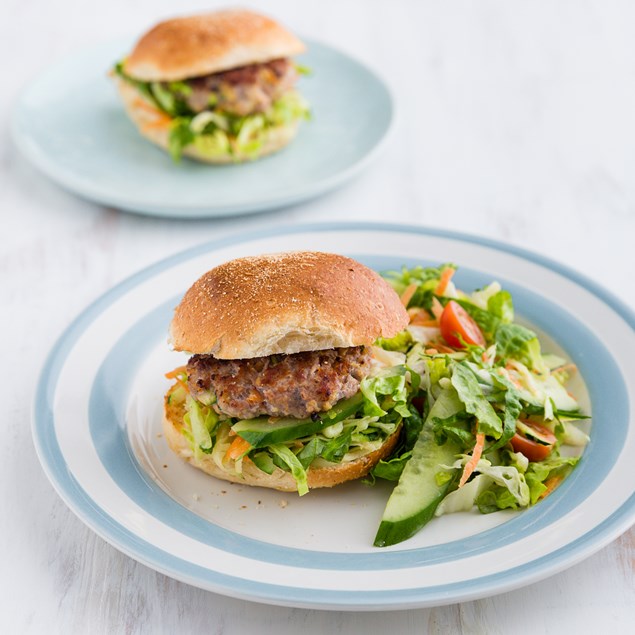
[2,0,634,632]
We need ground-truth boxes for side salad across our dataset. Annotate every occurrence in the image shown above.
[370,264,590,547]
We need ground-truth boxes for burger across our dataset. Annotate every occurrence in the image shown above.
[163,252,415,494]
[112,9,310,163]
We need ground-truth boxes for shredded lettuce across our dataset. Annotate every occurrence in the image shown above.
[167,80,192,96]
[487,290,514,323]
[269,445,309,496]
[486,371,523,452]
[469,282,502,310]
[377,330,413,352]
[435,474,493,516]
[360,366,410,418]
[251,451,276,474]
[168,118,195,163]
[368,405,424,482]
[186,399,218,454]
[384,263,454,308]
[445,457,531,508]
[524,456,580,504]
[450,362,503,438]
[150,82,178,115]
[495,324,545,371]
[193,130,231,157]
[268,90,311,126]
[294,63,312,76]
[114,60,310,162]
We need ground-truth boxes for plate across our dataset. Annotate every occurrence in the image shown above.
[33,223,635,610]
[11,39,392,218]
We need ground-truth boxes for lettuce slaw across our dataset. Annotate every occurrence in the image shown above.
[114,62,311,162]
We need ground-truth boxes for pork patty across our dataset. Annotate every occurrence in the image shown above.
[178,58,298,117]
[186,346,372,420]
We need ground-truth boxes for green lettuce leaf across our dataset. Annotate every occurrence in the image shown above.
[368,404,424,482]
[495,323,544,370]
[360,367,409,418]
[487,290,514,323]
[431,414,474,449]
[427,356,451,386]
[321,428,354,463]
[168,118,195,163]
[269,444,309,496]
[486,372,523,452]
[450,362,503,438]
[525,456,580,504]
[250,451,275,474]
[377,330,413,352]
[296,437,325,469]
[370,452,413,482]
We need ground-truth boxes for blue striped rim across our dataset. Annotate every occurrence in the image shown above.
[32,223,635,607]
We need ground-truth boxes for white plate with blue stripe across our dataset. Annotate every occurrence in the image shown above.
[33,223,635,610]
[12,39,392,218]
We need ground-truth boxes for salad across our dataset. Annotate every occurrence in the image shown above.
[369,263,590,547]
[166,262,589,548]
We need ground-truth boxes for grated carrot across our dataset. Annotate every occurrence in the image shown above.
[400,283,418,308]
[408,306,430,319]
[133,98,162,115]
[142,119,170,131]
[501,365,523,389]
[165,366,188,379]
[411,316,440,327]
[433,342,456,354]
[538,475,563,500]
[165,366,189,392]
[434,267,456,296]
[225,435,252,461]
[131,98,171,128]
[431,297,445,320]
[459,433,485,488]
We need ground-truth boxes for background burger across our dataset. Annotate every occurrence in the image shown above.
[163,251,416,494]
[112,9,310,163]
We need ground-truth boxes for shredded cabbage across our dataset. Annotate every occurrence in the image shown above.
[445,457,531,507]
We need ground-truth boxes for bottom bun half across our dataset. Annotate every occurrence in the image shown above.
[164,385,401,493]
[115,79,299,164]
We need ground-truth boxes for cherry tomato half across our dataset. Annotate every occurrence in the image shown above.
[510,422,557,462]
[439,301,486,348]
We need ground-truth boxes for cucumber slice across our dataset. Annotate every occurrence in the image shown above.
[374,424,460,547]
[231,393,363,448]
[516,420,554,445]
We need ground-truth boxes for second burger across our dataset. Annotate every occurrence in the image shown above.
[113,9,310,163]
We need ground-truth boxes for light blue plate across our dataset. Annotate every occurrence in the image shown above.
[11,39,393,218]
[32,224,635,609]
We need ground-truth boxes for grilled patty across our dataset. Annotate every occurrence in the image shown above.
[178,58,298,117]
[187,346,372,419]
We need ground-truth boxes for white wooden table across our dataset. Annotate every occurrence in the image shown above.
[2,1,633,632]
